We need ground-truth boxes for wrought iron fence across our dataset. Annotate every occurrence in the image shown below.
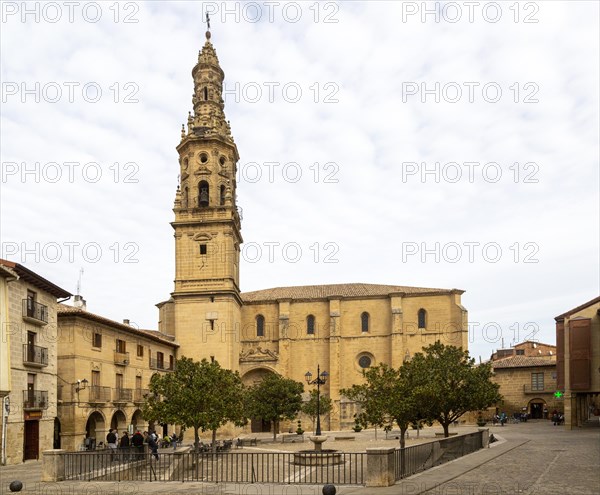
[394,430,483,480]
[62,450,365,485]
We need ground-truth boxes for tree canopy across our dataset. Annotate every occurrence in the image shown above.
[142,357,247,450]
[406,341,502,437]
[342,342,502,444]
[246,373,304,441]
[301,389,333,433]
[342,363,421,448]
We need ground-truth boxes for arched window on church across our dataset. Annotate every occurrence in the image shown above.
[307,315,315,335]
[183,186,188,208]
[199,181,209,207]
[220,185,226,206]
[203,87,208,101]
[418,309,427,329]
[256,315,265,337]
[361,312,369,333]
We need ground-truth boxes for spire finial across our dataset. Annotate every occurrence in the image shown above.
[205,12,211,40]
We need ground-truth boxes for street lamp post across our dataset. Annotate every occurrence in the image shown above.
[304,365,329,436]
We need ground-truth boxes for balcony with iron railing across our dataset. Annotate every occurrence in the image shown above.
[88,386,111,403]
[23,390,48,410]
[523,384,554,394]
[114,351,130,366]
[22,344,48,367]
[133,389,150,403]
[113,388,133,402]
[149,358,174,371]
[22,299,48,325]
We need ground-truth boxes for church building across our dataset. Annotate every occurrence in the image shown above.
[157,29,469,431]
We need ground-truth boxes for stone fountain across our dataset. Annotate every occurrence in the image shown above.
[293,435,343,466]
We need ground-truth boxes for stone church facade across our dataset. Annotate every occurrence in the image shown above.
[157,31,468,431]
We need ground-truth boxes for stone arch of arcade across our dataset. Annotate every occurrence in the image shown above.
[241,367,278,433]
[85,411,106,448]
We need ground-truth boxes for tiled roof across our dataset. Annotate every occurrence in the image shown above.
[0,258,71,298]
[241,283,462,303]
[492,356,556,369]
[554,296,600,321]
[57,304,178,347]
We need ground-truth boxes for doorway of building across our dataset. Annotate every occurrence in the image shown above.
[53,418,61,449]
[24,420,39,460]
[250,418,271,433]
[529,401,545,419]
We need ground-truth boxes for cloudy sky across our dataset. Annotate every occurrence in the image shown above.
[1,1,598,362]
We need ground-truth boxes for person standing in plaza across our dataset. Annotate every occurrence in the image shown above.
[131,430,144,459]
[500,412,507,426]
[106,429,118,461]
[148,432,159,460]
[119,431,130,461]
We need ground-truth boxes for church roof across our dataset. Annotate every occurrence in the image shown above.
[241,283,462,303]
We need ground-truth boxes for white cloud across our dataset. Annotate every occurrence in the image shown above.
[1,1,598,361]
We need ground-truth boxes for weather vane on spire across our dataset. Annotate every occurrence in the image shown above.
[205,12,211,40]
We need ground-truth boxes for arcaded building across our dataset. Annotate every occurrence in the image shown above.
[156,31,469,431]
[56,301,178,452]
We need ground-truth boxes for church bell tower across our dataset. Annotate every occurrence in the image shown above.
[171,26,242,370]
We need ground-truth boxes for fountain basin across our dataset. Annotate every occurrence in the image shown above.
[293,449,344,466]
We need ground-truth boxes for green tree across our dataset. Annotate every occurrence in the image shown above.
[342,364,422,448]
[142,357,247,451]
[301,390,333,433]
[407,341,502,437]
[247,373,304,441]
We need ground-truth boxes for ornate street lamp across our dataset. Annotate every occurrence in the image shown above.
[304,365,329,436]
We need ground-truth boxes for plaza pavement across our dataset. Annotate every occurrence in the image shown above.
[1,421,598,494]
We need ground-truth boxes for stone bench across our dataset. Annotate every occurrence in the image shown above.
[334,436,355,441]
[236,437,258,447]
[282,433,304,443]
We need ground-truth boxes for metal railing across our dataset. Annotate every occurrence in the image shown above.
[113,388,133,402]
[133,389,150,402]
[23,390,48,409]
[22,299,48,324]
[62,450,365,485]
[89,386,111,402]
[149,358,174,371]
[22,344,48,366]
[394,430,483,480]
[114,351,130,366]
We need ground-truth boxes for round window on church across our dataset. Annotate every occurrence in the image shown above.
[200,153,208,163]
[358,355,372,369]
[219,156,226,166]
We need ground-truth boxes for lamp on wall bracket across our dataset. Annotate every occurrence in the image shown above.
[74,378,89,393]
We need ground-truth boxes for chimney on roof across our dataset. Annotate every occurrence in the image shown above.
[74,294,87,311]
[123,319,130,325]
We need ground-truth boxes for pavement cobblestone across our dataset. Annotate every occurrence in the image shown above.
[1,421,598,495]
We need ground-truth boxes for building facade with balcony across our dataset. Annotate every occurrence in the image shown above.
[0,259,71,465]
[491,350,560,420]
[555,296,600,429]
[56,302,178,452]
